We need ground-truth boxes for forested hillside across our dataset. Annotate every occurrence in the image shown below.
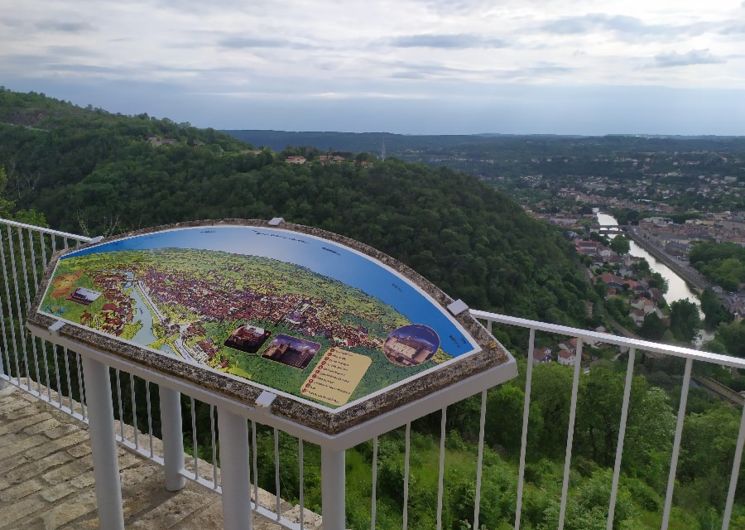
[0,88,593,326]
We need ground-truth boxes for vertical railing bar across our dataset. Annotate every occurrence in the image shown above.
[473,389,488,529]
[0,230,20,386]
[661,357,693,530]
[190,397,198,480]
[274,427,281,519]
[371,436,379,529]
[51,347,62,407]
[251,420,258,502]
[606,348,636,530]
[25,229,39,289]
[0,241,12,384]
[246,419,254,519]
[27,229,52,400]
[40,234,61,407]
[721,401,745,530]
[436,407,447,530]
[43,234,62,408]
[145,380,154,458]
[299,437,305,529]
[75,353,86,419]
[210,404,218,489]
[557,338,584,530]
[63,348,73,411]
[403,422,411,530]
[0,301,10,384]
[16,227,42,395]
[0,338,5,383]
[115,368,124,440]
[62,237,74,408]
[487,320,493,334]
[26,229,50,399]
[7,226,31,391]
[129,374,139,449]
[515,327,536,530]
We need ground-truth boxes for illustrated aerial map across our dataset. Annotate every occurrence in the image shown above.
[39,225,481,409]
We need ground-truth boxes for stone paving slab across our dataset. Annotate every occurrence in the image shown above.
[0,386,323,529]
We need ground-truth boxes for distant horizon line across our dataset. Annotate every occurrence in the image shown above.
[4,86,744,139]
[219,129,745,139]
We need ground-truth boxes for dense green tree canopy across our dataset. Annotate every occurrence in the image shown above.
[669,299,701,343]
[609,235,630,255]
[690,241,745,292]
[700,288,733,329]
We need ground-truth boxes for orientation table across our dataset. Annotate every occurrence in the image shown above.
[28,218,517,530]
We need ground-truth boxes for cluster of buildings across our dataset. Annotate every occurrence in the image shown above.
[633,214,745,318]
[285,154,348,165]
[574,238,667,328]
[285,153,374,167]
[515,163,744,218]
[636,213,745,257]
[530,334,609,366]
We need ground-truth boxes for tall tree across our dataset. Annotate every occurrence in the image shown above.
[610,235,630,255]
[669,299,701,343]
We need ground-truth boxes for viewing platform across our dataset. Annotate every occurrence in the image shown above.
[0,384,316,529]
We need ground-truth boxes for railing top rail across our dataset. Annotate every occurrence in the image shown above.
[0,217,95,242]
[471,309,745,370]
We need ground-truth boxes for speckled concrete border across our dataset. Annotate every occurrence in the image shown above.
[27,219,511,435]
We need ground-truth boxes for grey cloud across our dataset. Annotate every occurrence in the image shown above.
[0,54,49,67]
[390,63,476,79]
[491,63,576,81]
[0,17,24,28]
[218,36,312,49]
[720,23,745,35]
[46,46,99,58]
[520,63,574,76]
[652,49,725,68]
[542,14,709,39]
[389,34,506,49]
[419,0,490,14]
[36,20,94,33]
[388,60,573,80]
[47,63,121,74]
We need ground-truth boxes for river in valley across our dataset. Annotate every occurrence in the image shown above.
[595,211,714,345]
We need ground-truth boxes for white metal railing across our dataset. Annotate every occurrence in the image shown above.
[1,217,745,530]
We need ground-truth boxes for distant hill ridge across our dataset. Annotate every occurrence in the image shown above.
[224,129,745,156]
[0,88,594,325]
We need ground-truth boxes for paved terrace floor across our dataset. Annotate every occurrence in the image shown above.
[0,385,321,529]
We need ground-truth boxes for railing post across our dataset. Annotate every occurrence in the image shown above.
[159,386,186,491]
[217,407,253,530]
[0,352,7,390]
[80,355,124,530]
[322,446,346,530]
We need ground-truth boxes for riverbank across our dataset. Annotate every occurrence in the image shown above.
[625,226,710,293]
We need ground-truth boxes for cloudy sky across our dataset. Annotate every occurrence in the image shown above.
[1,0,745,134]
